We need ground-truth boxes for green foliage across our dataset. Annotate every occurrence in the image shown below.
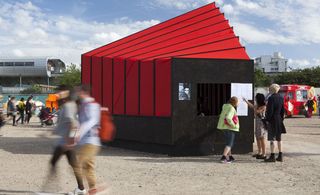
[254,69,271,87]
[273,66,320,87]
[21,85,42,94]
[254,66,320,87]
[58,63,81,88]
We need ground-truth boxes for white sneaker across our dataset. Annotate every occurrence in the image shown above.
[69,188,87,195]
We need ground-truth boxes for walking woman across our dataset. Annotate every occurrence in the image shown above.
[25,97,32,124]
[243,93,267,159]
[217,96,239,163]
[265,84,286,162]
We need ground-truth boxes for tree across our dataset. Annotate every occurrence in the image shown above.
[273,66,320,87]
[254,69,271,87]
[57,63,81,88]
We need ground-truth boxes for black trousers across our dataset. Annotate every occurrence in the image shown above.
[50,146,84,189]
[16,112,24,124]
[25,112,32,123]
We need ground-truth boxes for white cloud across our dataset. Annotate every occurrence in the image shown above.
[150,0,214,10]
[0,1,160,65]
[222,4,234,14]
[288,58,320,69]
[12,49,26,57]
[232,22,297,44]
[226,0,320,45]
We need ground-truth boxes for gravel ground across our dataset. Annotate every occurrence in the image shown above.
[0,116,319,195]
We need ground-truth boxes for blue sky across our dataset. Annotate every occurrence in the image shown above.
[0,0,319,69]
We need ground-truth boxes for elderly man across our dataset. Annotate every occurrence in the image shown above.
[265,84,286,162]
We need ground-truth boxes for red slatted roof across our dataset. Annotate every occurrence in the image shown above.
[83,2,250,60]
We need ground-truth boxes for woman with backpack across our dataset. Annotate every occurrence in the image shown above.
[243,93,267,159]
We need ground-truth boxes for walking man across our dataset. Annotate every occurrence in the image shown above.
[75,85,102,195]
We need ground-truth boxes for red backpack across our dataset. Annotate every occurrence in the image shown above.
[99,107,116,142]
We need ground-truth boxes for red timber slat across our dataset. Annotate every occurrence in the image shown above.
[94,8,221,58]
[108,13,225,58]
[177,47,250,59]
[155,58,171,117]
[83,3,216,57]
[145,37,241,60]
[140,60,154,116]
[102,57,113,112]
[91,56,102,104]
[136,29,235,59]
[81,55,91,85]
[125,59,139,115]
[113,58,125,114]
[126,21,232,59]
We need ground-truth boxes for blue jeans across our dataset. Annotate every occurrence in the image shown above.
[224,130,236,148]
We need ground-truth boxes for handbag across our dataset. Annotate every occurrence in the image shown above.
[224,115,238,127]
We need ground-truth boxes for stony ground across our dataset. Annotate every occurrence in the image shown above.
[0,116,319,195]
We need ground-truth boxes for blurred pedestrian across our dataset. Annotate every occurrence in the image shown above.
[44,86,85,194]
[16,98,26,125]
[75,85,103,194]
[6,95,11,117]
[317,95,320,118]
[217,96,239,163]
[265,84,286,162]
[305,97,314,118]
[244,93,267,159]
[7,97,17,126]
[25,96,33,124]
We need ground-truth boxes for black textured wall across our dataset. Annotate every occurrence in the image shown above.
[171,58,254,154]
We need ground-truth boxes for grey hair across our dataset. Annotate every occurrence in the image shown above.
[269,84,280,94]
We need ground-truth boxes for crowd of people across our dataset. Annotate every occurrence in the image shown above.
[217,84,287,163]
[5,95,34,126]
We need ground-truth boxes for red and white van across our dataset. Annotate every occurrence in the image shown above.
[279,84,317,117]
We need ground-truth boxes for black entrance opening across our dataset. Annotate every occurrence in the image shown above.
[197,83,231,116]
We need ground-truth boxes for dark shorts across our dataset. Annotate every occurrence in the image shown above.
[267,129,282,141]
[224,130,236,148]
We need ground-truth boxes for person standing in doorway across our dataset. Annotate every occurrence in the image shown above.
[217,96,240,163]
[265,84,286,162]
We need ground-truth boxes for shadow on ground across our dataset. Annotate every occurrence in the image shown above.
[0,189,35,194]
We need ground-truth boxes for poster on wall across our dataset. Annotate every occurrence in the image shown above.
[179,83,191,100]
[231,83,253,116]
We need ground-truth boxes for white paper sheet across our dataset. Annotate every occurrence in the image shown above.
[231,83,253,116]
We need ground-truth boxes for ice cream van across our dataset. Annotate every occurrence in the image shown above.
[279,85,317,117]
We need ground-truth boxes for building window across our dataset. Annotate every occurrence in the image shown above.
[197,83,231,116]
[296,90,308,102]
[15,62,24,66]
[25,62,34,66]
[4,62,14,66]
[0,62,3,66]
